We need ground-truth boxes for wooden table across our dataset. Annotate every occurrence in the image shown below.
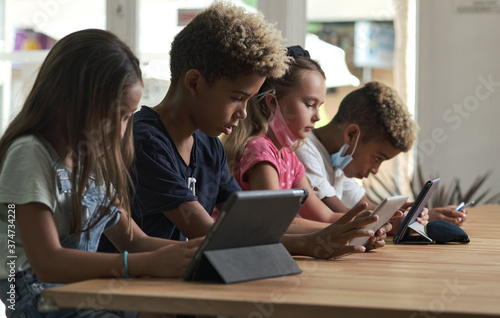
[40,205,500,317]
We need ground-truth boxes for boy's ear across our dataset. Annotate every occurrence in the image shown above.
[184,69,204,95]
[344,123,360,144]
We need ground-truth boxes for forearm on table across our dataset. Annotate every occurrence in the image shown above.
[280,233,309,256]
[287,220,326,234]
[33,247,155,283]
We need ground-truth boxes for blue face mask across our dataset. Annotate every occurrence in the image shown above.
[330,132,360,170]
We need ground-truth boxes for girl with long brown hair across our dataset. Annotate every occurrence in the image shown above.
[0,29,201,318]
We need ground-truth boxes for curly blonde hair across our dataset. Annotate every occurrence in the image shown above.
[169,1,290,86]
[332,81,418,152]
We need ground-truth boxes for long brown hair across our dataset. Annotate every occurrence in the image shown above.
[222,55,325,174]
[0,29,142,236]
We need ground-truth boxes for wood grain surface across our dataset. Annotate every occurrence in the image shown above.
[40,205,500,317]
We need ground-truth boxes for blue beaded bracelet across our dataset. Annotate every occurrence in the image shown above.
[123,251,130,278]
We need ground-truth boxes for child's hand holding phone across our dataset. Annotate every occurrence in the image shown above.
[428,203,471,227]
[456,201,474,212]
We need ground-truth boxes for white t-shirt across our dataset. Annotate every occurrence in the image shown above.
[295,132,365,208]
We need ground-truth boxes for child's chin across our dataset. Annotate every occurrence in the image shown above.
[343,169,356,178]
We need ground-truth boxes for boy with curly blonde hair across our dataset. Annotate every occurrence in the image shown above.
[295,80,467,229]
[107,1,385,259]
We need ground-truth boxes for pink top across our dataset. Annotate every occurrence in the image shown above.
[235,135,305,190]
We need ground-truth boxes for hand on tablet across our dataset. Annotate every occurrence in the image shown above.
[416,207,429,225]
[399,201,414,213]
[303,202,378,259]
[429,206,467,226]
[353,210,388,249]
[151,237,203,278]
[366,225,388,250]
[366,208,403,250]
[388,203,428,235]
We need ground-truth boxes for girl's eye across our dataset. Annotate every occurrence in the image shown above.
[232,97,243,102]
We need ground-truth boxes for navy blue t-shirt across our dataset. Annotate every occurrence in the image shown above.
[131,106,240,240]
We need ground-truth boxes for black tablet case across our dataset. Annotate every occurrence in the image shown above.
[393,178,440,244]
[182,189,308,283]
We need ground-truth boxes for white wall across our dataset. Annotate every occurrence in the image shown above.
[307,0,393,21]
[416,0,500,199]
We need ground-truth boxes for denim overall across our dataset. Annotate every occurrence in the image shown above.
[0,139,133,318]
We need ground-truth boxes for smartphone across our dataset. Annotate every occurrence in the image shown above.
[456,201,474,211]
[349,194,409,247]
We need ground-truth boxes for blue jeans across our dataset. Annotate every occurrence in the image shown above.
[0,270,136,318]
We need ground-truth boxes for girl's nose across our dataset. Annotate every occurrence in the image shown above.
[312,109,321,122]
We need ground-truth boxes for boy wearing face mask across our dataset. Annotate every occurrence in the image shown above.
[295,81,468,230]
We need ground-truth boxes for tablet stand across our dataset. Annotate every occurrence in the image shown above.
[190,243,302,284]
[396,221,433,244]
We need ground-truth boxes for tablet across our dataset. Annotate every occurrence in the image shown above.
[349,194,409,247]
[183,189,308,282]
[393,178,440,244]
